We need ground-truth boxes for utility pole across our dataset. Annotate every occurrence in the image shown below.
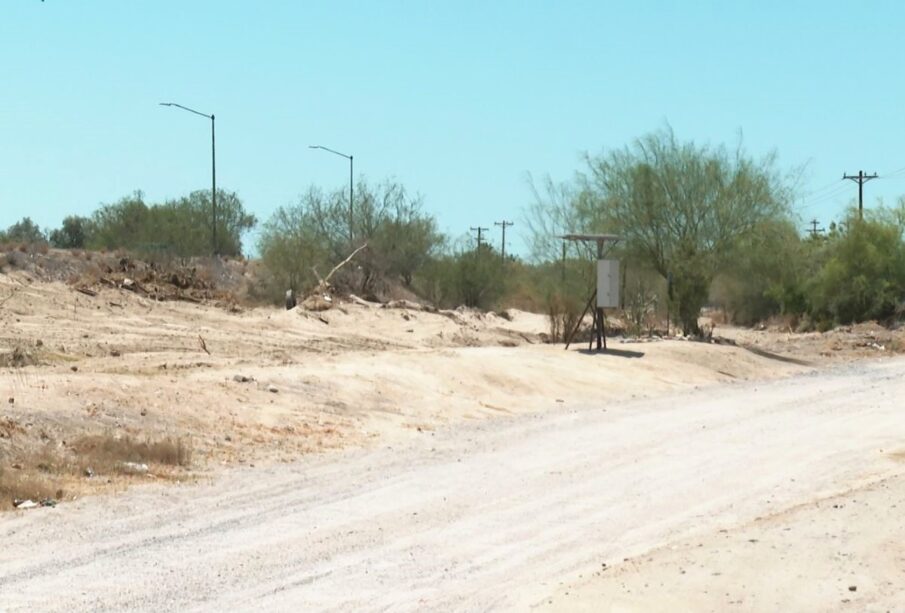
[807,218,825,238]
[843,170,878,220]
[561,240,566,281]
[494,220,514,264]
[470,226,489,250]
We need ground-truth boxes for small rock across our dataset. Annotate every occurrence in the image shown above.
[70,366,78,372]
[84,467,95,478]
[119,462,149,475]
[267,384,279,394]
[40,498,57,508]
[7,397,13,404]
[140,408,147,417]
[11,463,22,470]
[110,349,121,357]
[233,374,253,383]
[14,499,38,510]
[848,586,857,592]
[35,339,43,347]
[224,434,232,442]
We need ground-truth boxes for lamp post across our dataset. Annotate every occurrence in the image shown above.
[160,102,217,255]
[309,145,353,244]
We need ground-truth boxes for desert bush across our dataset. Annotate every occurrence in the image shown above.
[623,266,664,336]
[545,290,585,342]
[711,219,809,325]
[805,210,905,325]
[259,180,443,301]
[0,456,62,507]
[87,189,255,258]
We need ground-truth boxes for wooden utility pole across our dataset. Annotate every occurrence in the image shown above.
[808,218,824,238]
[470,226,489,249]
[843,170,878,220]
[494,220,514,263]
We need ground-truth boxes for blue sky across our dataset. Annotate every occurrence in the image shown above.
[2,1,904,255]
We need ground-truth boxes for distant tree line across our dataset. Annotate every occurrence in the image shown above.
[0,189,255,258]
[4,128,905,331]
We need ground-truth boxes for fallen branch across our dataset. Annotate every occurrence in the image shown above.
[323,242,368,286]
[198,335,210,355]
[304,243,369,311]
[76,287,98,297]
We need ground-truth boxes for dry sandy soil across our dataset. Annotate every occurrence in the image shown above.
[2,269,905,611]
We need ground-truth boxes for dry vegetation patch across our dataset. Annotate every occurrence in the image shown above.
[0,433,192,510]
[0,346,41,368]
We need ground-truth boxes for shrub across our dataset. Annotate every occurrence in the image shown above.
[805,212,905,325]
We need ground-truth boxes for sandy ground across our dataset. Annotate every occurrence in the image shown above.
[1,358,904,611]
[0,273,811,478]
[544,473,905,612]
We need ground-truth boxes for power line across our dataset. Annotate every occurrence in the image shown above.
[798,183,853,212]
[880,164,905,178]
[494,220,514,264]
[842,170,879,220]
[802,178,846,199]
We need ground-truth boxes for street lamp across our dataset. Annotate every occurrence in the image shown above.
[160,102,218,255]
[309,145,353,244]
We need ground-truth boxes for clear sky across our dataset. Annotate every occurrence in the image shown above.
[2,1,904,255]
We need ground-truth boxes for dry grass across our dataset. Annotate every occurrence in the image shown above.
[72,434,192,469]
[1,434,192,510]
[0,346,41,368]
[0,460,63,507]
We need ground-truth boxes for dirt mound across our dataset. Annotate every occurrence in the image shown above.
[1,247,256,307]
[72,255,250,307]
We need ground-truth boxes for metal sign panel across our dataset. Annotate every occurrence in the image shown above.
[596,259,620,308]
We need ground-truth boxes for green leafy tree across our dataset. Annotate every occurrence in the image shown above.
[529,128,795,334]
[258,194,331,294]
[49,215,91,249]
[2,217,47,244]
[88,189,255,257]
[712,219,808,325]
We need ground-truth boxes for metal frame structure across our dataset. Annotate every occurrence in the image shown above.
[558,233,621,352]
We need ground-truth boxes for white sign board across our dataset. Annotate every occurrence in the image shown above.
[596,259,620,308]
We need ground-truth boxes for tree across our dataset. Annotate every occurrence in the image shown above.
[49,216,91,249]
[258,193,331,294]
[87,189,256,257]
[88,191,150,250]
[530,128,794,334]
[258,180,443,299]
[710,219,809,325]
[1,217,46,244]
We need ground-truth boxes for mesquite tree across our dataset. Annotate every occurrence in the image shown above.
[529,128,794,334]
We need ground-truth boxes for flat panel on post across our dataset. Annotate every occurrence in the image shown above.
[596,259,620,308]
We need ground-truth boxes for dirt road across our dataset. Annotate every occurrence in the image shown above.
[2,358,904,612]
